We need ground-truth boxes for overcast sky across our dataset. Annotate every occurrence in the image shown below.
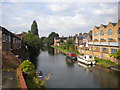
[0,0,119,37]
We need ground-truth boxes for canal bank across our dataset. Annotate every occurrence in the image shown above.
[36,46,120,88]
[52,46,120,72]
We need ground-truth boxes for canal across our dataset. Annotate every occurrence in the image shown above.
[36,47,119,88]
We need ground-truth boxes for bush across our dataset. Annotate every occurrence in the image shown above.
[20,60,35,75]
[109,50,120,60]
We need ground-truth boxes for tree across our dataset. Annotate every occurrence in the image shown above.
[66,38,74,44]
[23,32,41,55]
[47,32,59,45]
[31,20,39,36]
[110,50,120,60]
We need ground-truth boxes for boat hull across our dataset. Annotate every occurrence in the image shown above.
[77,57,96,65]
[67,55,77,60]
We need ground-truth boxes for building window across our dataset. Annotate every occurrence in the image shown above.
[9,35,11,42]
[118,38,120,41]
[108,38,113,41]
[94,32,97,36]
[102,48,106,52]
[94,47,98,50]
[118,27,120,34]
[108,29,112,35]
[100,38,104,41]
[111,49,117,54]
[2,34,6,42]
[13,38,15,43]
[100,30,104,36]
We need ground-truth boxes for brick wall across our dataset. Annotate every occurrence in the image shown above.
[78,49,119,64]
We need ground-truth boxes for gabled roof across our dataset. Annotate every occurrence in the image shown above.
[102,25,107,28]
[74,35,83,40]
[83,34,89,39]
[111,23,117,26]
[78,35,83,40]
[95,26,100,29]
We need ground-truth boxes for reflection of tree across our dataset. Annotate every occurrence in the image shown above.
[40,45,47,51]
[91,67,119,88]
[47,47,54,55]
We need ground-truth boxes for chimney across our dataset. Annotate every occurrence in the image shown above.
[75,34,78,36]
[83,33,87,35]
[79,33,82,35]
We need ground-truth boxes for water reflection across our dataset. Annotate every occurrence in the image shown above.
[65,57,75,68]
[91,66,119,88]
[77,62,94,73]
[36,46,120,88]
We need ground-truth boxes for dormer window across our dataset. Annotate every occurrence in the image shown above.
[108,29,112,35]
[100,30,104,36]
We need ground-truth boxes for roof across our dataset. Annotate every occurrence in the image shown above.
[95,26,100,29]
[111,23,117,26]
[83,34,89,39]
[0,26,21,40]
[78,35,83,40]
[55,37,68,40]
[74,35,83,40]
[102,25,107,28]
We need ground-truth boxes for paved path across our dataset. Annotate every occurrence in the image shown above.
[2,70,19,89]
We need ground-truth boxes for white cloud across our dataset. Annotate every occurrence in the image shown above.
[1,2,118,37]
[47,4,68,12]
[1,0,119,2]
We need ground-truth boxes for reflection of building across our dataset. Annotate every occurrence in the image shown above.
[91,67,119,88]
[54,36,68,46]
[0,26,23,51]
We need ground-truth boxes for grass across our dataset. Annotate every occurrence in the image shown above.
[52,46,82,55]
[52,45,119,68]
[95,57,118,67]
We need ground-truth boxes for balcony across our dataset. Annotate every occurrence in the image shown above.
[94,42,101,45]
[109,42,119,46]
[101,42,108,46]
[88,42,93,44]
[88,41,119,47]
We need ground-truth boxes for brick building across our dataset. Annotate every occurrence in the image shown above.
[54,36,68,46]
[85,20,120,63]
[74,31,92,48]
[0,26,23,51]
[88,20,120,54]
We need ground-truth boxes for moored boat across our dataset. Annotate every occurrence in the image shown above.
[77,55,96,65]
[66,52,77,60]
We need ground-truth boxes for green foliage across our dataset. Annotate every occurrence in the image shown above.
[23,32,40,46]
[45,32,59,45]
[109,50,120,60]
[23,32,41,55]
[31,20,39,36]
[39,37,47,45]
[20,60,35,75]
[94,57,117,67]
[66,38,74,44]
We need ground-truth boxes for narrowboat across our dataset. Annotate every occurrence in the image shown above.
[66,52,77,60]
[77,55,96,65]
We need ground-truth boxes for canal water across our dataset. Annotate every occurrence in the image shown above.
[36,47,119,88]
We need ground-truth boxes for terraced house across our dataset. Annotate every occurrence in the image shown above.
[54,36,68,46]
[0,26,23,51]
[88,20,120,63]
